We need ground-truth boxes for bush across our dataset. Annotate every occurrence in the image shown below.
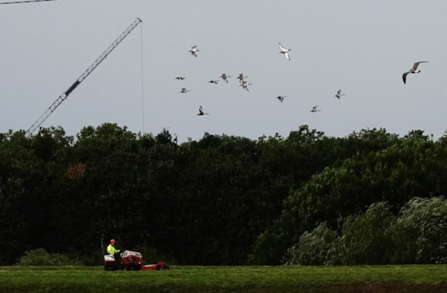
[17,248,83,266]
[283,198,447,266]
[282,222,338,266]
[332,202,395,265]
[390,197,447,264]
[64,250,102,266]
[283,202,396,266]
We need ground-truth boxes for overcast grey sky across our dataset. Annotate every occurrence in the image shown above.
[1,0,446,142]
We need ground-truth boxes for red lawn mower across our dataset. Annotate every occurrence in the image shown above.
[102,239,170,271]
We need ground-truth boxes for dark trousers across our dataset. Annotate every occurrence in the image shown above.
[114,253,121,265]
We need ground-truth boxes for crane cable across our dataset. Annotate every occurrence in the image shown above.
[140,22,145,134]
[0,0,56,5]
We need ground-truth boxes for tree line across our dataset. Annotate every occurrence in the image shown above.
[1,123,447,265]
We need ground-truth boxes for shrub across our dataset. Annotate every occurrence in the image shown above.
[283,198,447,266]
[282,222,338,266]
[332,202,395,265]
[283,202,395,266]
[390,197,447,264]
[17,248,83,266]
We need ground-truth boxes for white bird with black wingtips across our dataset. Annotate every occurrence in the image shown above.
[240,81,252,92]
[276,96,286,102]
[335,90,345,99]
[189,46,199,57]
[310,106,320,113]
[237,73,248,84]
[278,42,291,61]
[220,73,231,83]
[197,106,208,116]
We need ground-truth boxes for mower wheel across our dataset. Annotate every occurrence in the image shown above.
[104,263,116,271]
[126,264,140,271]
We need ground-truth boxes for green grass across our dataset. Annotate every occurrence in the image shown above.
[1,265,447,293]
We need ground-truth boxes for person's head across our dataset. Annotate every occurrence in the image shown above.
[110,239,115,246]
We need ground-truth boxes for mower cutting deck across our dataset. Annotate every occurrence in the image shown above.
[141,262,170,270]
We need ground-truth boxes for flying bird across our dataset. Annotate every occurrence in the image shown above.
[277,96,286,102]
[180,88,190,93]
[278,42,291,61]
[402,61,429,84]
[220,73,231,83]
[208,80,219,84]
[189,46,199,57]
[240,81,252,92]
[335,90,345,99]
[310,106,320,113]
[197,106,208,116]
[175,77,186,80]
[237,73,248,84]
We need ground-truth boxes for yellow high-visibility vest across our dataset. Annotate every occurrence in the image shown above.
[107,244,120,255]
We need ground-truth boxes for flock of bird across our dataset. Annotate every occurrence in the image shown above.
[178,43,429,116]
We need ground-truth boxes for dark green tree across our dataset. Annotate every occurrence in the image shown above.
[251,130,447,264]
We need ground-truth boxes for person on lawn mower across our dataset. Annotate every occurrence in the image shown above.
[107,239,121,263]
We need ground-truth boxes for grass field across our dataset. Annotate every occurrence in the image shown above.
[1,265,447,293]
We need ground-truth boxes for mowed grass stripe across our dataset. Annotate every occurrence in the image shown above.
[1,265,447,293]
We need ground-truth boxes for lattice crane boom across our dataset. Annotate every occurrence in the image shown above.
[26,17,142,137]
